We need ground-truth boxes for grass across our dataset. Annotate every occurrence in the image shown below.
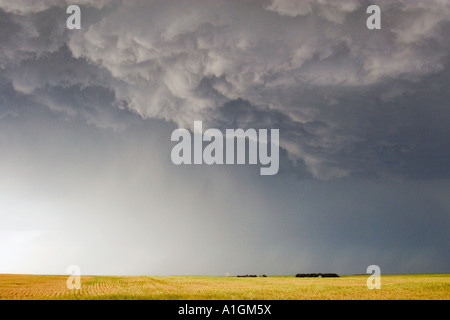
[0,274,449,300]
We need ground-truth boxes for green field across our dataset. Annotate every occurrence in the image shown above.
[0,274,449,300]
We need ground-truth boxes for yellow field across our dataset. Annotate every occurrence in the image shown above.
[0,274,449,300]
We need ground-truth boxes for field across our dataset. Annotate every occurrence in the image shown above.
[0,274,449,300]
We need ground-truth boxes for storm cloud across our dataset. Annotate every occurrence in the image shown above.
[0,1,449,275]
[1,0,449,179]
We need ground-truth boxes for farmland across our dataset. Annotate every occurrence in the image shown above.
[0,274,448,300]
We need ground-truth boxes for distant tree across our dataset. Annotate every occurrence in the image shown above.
[295,273,339,278]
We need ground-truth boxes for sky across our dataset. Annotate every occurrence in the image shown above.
[0,0,449,276]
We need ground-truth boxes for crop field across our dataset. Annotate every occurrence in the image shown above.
[0,274,449,300]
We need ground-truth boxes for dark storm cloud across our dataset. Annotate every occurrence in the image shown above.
[1,0,449,180]
[0,0,449,276]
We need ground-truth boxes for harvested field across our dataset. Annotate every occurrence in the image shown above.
[0,274,449,300]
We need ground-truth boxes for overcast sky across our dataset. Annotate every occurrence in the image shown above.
[0,0,449,276]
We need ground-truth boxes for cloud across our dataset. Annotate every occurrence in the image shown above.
[1,1,449,276]
[265,0,361,23]
[0,0,449,180]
